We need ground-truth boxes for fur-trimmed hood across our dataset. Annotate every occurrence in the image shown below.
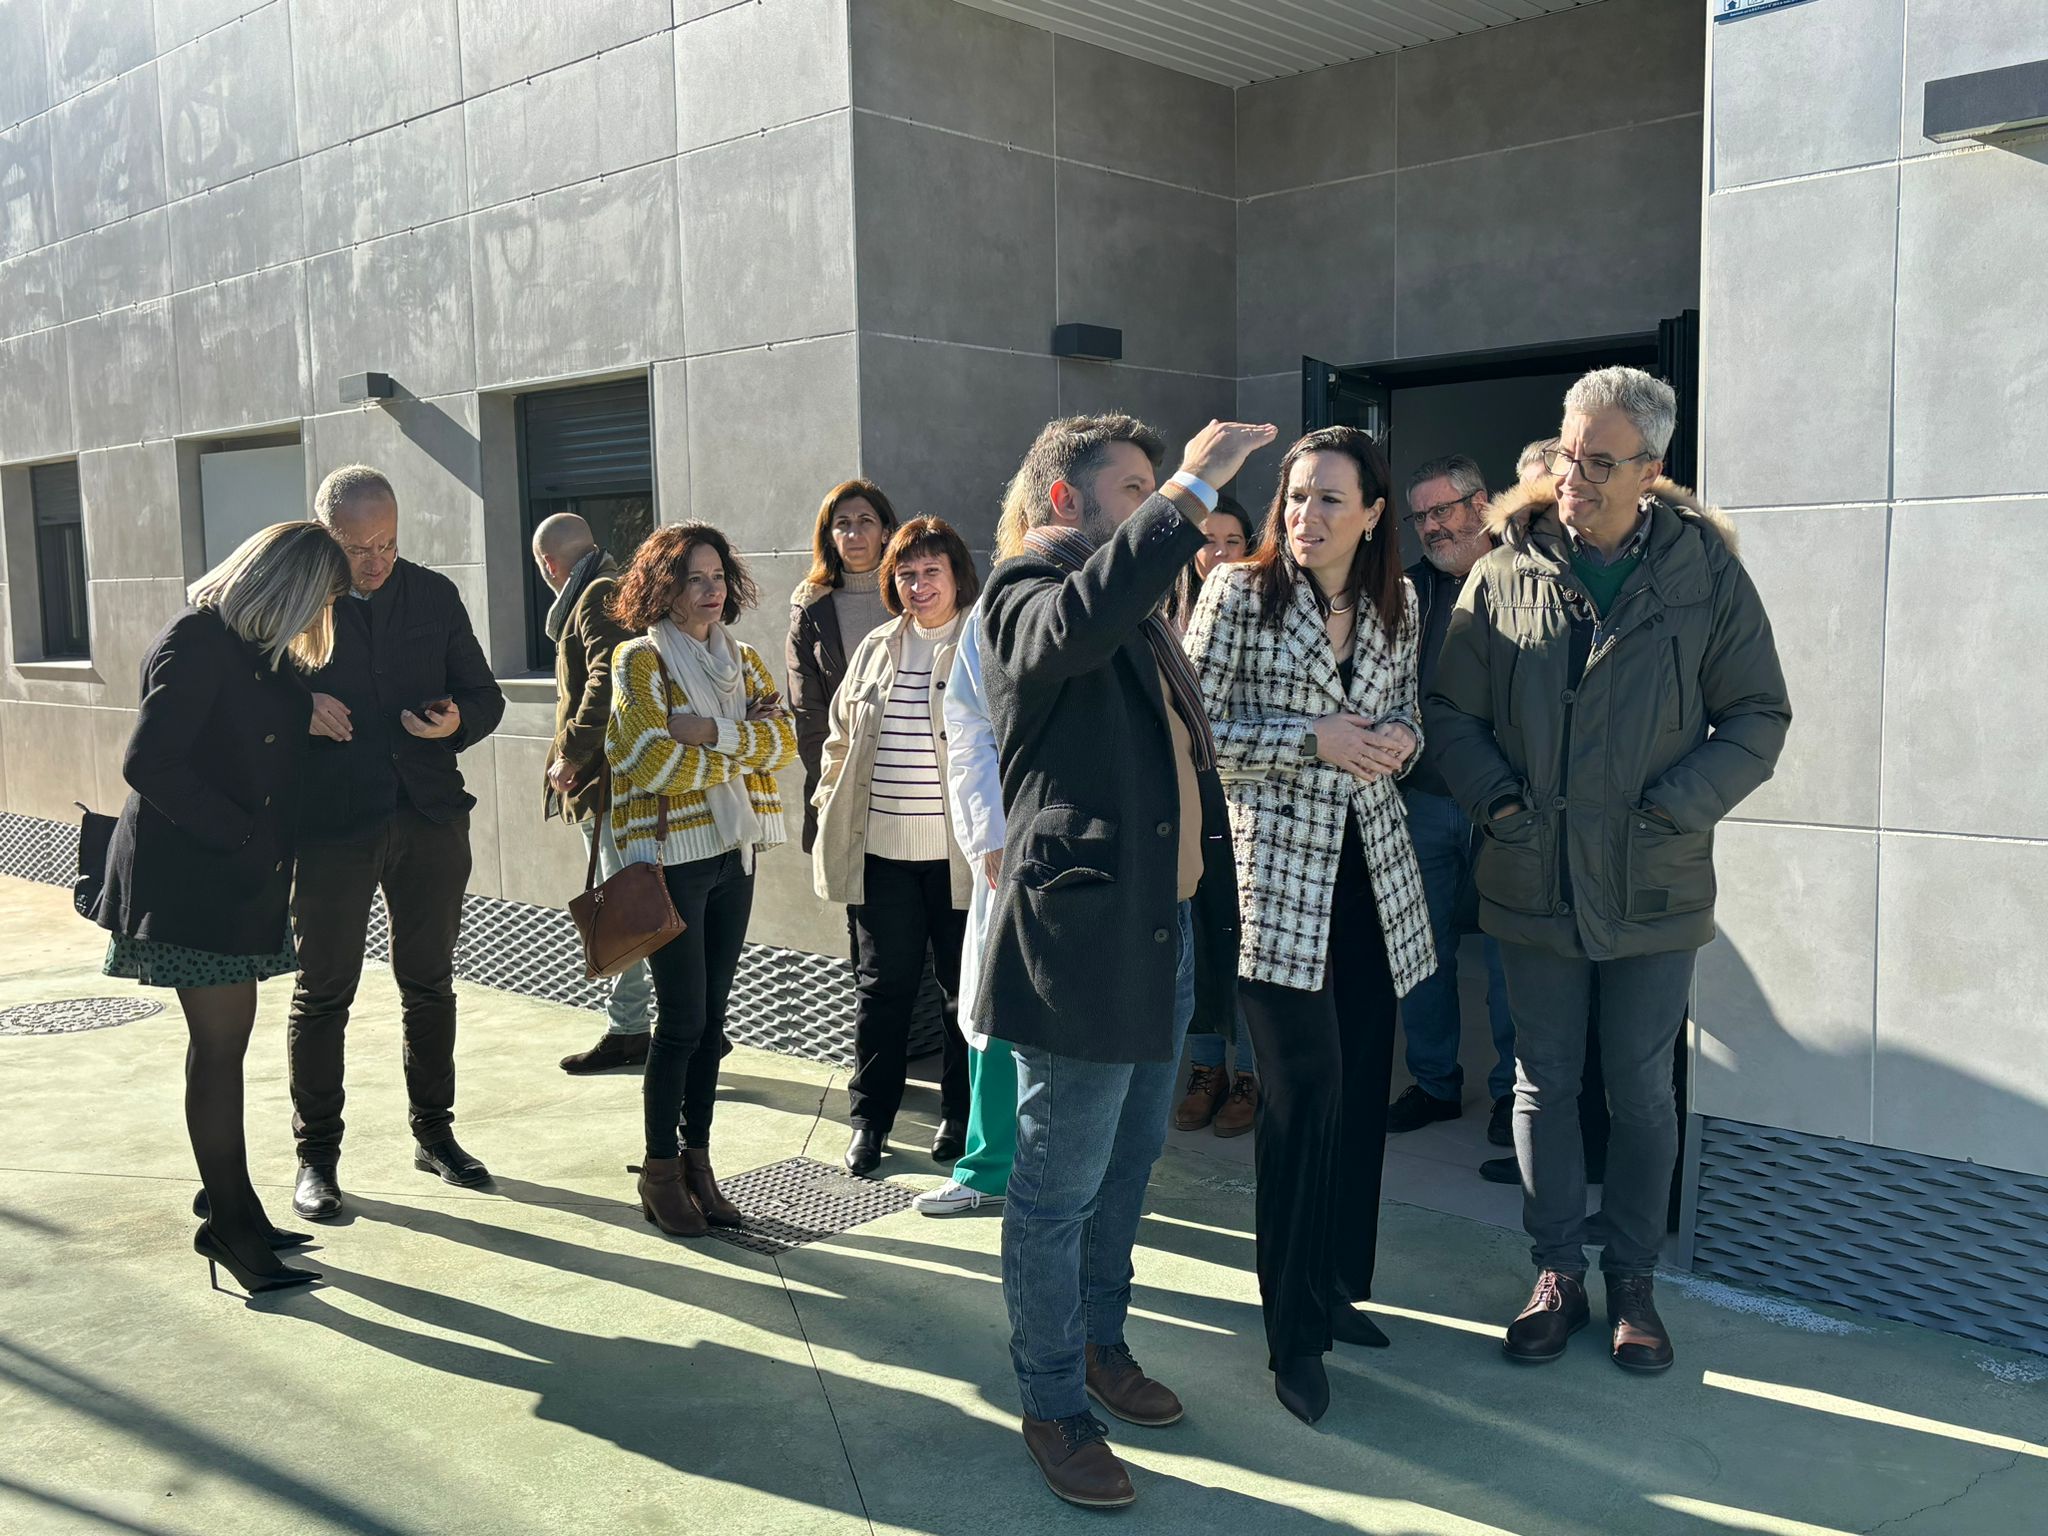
[1484,476,1740,560]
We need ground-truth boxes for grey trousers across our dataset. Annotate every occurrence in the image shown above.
[1497,943,1696,1277]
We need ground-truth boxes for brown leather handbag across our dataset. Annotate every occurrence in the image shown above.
[570,787,684,978]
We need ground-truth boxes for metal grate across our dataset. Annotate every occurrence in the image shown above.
[705,1156,919,1255]
[1692,1118,2048,1357]
[0,997,163,1035]
[0,812,80,887]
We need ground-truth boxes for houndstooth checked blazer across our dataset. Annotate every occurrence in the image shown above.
[1184,563,1437,996]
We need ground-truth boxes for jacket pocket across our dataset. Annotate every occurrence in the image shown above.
[1625,810,1715,920]
[1013,805,1119,891]
[1474,804,1555,917]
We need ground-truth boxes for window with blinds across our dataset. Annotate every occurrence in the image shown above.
[518,378,655,670]
[31,461,88,660]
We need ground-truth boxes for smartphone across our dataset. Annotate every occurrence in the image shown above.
[412,696,453,719]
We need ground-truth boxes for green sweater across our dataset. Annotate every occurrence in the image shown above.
[1569,545,1642,618]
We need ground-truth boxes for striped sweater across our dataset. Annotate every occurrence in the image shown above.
[604,635,798,867]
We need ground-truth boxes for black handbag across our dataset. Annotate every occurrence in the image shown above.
[73,800,116,920]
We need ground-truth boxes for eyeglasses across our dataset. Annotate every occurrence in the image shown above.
[1542,446,1654,485]
[338,538,398,562]
[1403,490,1477,529]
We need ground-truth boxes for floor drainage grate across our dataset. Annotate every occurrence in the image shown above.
[0,997,165,1036]
[706,1156,918,1256]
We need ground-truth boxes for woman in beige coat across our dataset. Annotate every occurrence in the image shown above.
[811,517,982,1177]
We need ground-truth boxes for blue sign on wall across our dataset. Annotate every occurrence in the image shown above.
[1714,0,1816,20]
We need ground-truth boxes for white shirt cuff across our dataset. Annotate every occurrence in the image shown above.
[1167,470,1219,512]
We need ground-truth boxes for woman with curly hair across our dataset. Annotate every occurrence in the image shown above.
[605,524,797,1237]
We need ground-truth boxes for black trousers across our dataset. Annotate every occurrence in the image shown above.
[644,850,755,1159]
[1240,817,1399,1365]
[847,854,968,1132]
[288,808,471,1163]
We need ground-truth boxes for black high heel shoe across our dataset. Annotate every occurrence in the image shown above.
[1274,1355,1330,1425]
[192,1188,314,1249]
[194,1221,321,1294]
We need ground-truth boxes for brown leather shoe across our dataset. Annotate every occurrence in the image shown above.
[561,1031,649,1074]
[681,1148,743,1228]
[1212,1072,1257,1138]
[1085,1342,1184,1426]
[1021,1414,1135,1508]
[1606,1273,1675,1373]
[1502,1269,1589,1364]
[1172,1064,1227,1131]
[637,1156,707,1237]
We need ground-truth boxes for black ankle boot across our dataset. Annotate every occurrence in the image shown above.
[1330,1303,1389,1348]
[1274,1355,1329,1424]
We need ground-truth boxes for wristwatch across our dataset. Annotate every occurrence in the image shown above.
[1298,727,1320,762]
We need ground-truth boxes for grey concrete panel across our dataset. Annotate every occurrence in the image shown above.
[170,261,310,431]
[1398,0,1702,168]
[1236,171,1394,379]
[1695,821,1876,1141]
[0,116,55,262]
[0,0,50,130]
[851,114,1050,354]
[681,115,854,354]
[1700,166,1895,510]
[86,577,188,708]
[1398,115,1700,360]
[857,335,1058,547]
[1055,164,1234,379]
[1876,831,2048,1177]
[0,700,100,820]
[494,734,586,907]
[1232,372,1300,518]
[1056,362,1234,471]
[306,394,482,566]
[1712,0,1902,188]
[1235,53,1394,199]
[88,704,135,813]
[0,243,62,338]
[65,299,179,447]
[461,734,502,897]
[154,0,259,50]
[78,441,183,582]
[1882,500,2048,840]
[456,0,671,98]
[684,335,858,547]
[291,0,462,154]
[651,358,689,524]
[1901,0,2048,158]
[49,66,167,240]
[0,326,74,461]
[678,0,847,151]
[158,3,299,199]
[56,206,170,322]
[43,0,153,102]
[1894,142,2048,502]
[848,0,1053,154]
[307,219,475,404]
[1054,36,1234,196]
[465,30,674,209]
[298,105,466,255]
[167,159,303,288]
[470,159,682,386]
[1720,507,1885,829]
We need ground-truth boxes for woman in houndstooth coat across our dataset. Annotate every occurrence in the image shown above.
[1183,426,1437,1426]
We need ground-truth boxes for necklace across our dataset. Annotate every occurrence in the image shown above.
[1327,598,1355,615]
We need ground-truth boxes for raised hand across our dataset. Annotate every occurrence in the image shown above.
[1178,420,1281,491]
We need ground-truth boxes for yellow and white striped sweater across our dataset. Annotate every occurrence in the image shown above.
[604,635,798,866]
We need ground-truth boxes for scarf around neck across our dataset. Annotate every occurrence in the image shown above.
[650,618,765,870]
[1020,524,1216,773]
[544,547,611,644]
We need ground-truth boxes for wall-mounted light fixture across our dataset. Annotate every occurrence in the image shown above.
[1051,323,1123,362]
[1925,57,2048,144]
[339,371,396,405]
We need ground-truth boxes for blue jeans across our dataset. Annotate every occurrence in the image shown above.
[1187,1013,1256,1076]
[1003,902,1195,1421]
[582,818,654,1036]
[1400,788,1513,1103]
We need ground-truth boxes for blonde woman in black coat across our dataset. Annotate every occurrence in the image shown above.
[97,522,351,1294]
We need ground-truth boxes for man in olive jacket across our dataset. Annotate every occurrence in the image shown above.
[534,512,649,1074]
[1427,368,1789,1377]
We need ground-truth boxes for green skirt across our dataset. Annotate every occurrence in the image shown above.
[103,933,298,990]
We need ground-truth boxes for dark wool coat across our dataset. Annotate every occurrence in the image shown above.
[785,581,850,854]
[97,607,314,955]
[975,494,1223,1065]
[543,557,633,824]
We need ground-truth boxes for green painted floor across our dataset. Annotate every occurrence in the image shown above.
[1,876,2042,1536]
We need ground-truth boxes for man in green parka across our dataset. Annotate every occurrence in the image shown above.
[1427,366,1790,1376]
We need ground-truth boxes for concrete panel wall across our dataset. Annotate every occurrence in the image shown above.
[1698,2,2048,1176]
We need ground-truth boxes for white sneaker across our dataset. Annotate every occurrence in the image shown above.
[912,1179,1002,1216]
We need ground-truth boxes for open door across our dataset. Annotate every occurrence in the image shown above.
[1302,356,1391,443]
[1657,308,1700,490]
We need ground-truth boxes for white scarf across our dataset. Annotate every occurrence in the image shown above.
[650,618,765,871]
